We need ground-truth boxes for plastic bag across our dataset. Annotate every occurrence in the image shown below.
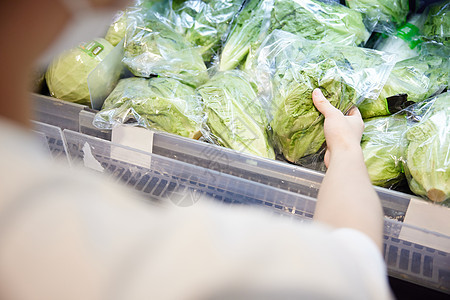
[93,77,204,139]
[375,14,427,63]
[253,30,395,164]
[220,0,369,71]
[358,42,449,119]
[402,92,450,205]
[197,70,276,159]
[361,115,407,188]
[345,0,409,33]
[422,1,449,46]
[123,5,208,87]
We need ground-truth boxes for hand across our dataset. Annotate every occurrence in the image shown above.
[312,88,364,168]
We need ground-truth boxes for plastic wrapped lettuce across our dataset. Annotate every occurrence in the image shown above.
[94,77,204,139]
[46,38,114,107]
[270,0,369,46]
[423,1,449,46]
[220,0,369,71]
[358,42,449,119]
[345,0,409,30]
[361,115,407,187]
[170,0,244,61]
[254,31,395,164]
[402,92,450,205]
[197,70,276,159]
[219,0,273,71]
[105,11,128,46]
[123,9,208,87]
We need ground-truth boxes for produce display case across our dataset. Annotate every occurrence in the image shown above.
[32,93,450,293]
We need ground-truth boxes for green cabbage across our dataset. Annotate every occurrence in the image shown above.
[404,92,450,204]
[197,71,276,159]
[46,38,114,106]
[361,115,407,187]
[94,77,204,139]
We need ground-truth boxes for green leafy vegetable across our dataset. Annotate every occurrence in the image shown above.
[172,0,243,61]
[46,38,114,106]
[361,115,407,187]
[358,42,449,119]
[219,0,272,71]
[94,77,204,139]
[123,15,208,87]
[271,0,369,46]
[255,31,393,163]
[220,0,368,71]
[345,0,409,27]
[105,11,128,46]
[197,70,276,159]
[423,2,450,46]
[404,92,450,204]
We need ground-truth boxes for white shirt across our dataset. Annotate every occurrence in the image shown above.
[0,119,393,300]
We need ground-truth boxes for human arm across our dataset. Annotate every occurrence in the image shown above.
[312,88,384,251]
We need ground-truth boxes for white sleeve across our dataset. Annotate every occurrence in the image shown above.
[0,154,392,300]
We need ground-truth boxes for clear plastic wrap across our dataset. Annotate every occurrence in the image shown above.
[361,115,407,188]
[93,77,204,139]
[123,10,209,87]
[358,42,449,119]
[402,92,450,205]
[375,14,427,63]
[46,38,114,107]
[422,1,450,46]
[345,0,409,32]
[219,0,369,71]
[253,30,395,164]
[197,70,276,159]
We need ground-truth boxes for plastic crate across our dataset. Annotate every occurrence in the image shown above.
[32,94,450,293]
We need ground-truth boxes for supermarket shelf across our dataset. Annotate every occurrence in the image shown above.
[32,94,450,293]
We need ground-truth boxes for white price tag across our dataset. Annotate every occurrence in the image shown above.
[399,198,450,253]
[111,125,154,168]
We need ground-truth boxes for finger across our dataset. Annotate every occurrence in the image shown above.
[347,105,362,119]
[324,149,330,169]
[312,88,341,118]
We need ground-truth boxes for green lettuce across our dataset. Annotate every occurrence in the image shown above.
[345,0,409,26]
[105,11,128,46]
[358,42,449,119]
[123,13,208,87]
[197,71,276,159]
[94,77,204,139]
[257,31,393,163]
[220,0,368,71]
[404,92,450,204]
[423,2,450,46]
[171,0,243,61]
[270,0,369,46]
[361,115,407,187]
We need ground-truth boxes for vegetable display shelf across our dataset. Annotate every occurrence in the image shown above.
[32,93,450,293]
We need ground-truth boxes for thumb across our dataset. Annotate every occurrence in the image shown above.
[312,88,341,118]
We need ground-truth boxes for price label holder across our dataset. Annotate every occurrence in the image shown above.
[399,198,450,253]
[111,125,154,168]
